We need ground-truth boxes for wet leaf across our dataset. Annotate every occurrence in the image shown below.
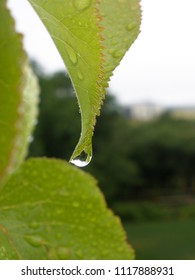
[98,0,141,80]
[28,0,141,165]
[0,158,134,259]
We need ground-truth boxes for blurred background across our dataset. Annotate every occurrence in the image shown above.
[8,0,195,259]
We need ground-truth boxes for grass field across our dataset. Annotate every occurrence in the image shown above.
[124,220,195,259]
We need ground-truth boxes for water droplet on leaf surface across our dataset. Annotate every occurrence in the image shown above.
[77,71,84,80]
[29,222,39,229]
[126,22,136,31]
[66,45,78,64]
[74,0,92,11]
[72,202,80,208]
[57,247,71,260]
[70,150,92,167]
[24,235,45,247]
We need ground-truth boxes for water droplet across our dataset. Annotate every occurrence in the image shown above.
[77,71,84,80]
[70,150,92,167]
[29,222,39,229]
[108,48,115,54]
[56,208,63,215]
[72,202,80,208]
[66,45,77,64]
[24,235,45,247]
[101,250,109,256]
[123,37,129,42]
[112,50,124,58]
[76,249,83,258]
[74,0,91,11]
[57,247,71,260]
[0,247,8,259]
[87,203,92,209]
[117,247,123,252]
[90,216,97,223]
[58,188,69,197]
[126,22,136,31]
[56,233,62,240]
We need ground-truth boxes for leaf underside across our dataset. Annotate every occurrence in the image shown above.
[28,0,141,164]
[0,158,134,260]
[0,0,39,184]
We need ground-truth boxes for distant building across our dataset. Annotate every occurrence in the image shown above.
[124,102,166,121]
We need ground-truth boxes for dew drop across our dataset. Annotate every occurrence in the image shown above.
[70,150,92,167]
[76,249,83,258]
[74,0,91,11]
[117,247,123,253]
[123,37,129,42]
[112,50,124,58]
[57,247,71,260]
[77,71,84,80]
[24,235,45,247]
[66,45,77,64]
[29,222,39,229]
[72,202,80,208]
[58,188,69,197]
[0,247,8,259]
[108,48,115,54]
[101,250,109,257]
[126,22,136,31]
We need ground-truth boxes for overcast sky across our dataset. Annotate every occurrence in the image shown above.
[7,0,195,107]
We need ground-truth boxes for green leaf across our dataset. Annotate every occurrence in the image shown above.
[0,158,134,259]
[98,0,141,79]
[28,0,103,166]
[28,0,141,166]
[0,1,39,184]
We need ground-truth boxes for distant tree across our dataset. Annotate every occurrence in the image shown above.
[127,116,195,200]
[29,71,80,159]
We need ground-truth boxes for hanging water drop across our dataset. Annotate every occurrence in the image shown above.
[70,150,92,167]
[74,0,92,11]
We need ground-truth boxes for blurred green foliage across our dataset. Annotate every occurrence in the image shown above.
[29,68,195,221]
[125,220,195,259]
[112,202,195,222]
